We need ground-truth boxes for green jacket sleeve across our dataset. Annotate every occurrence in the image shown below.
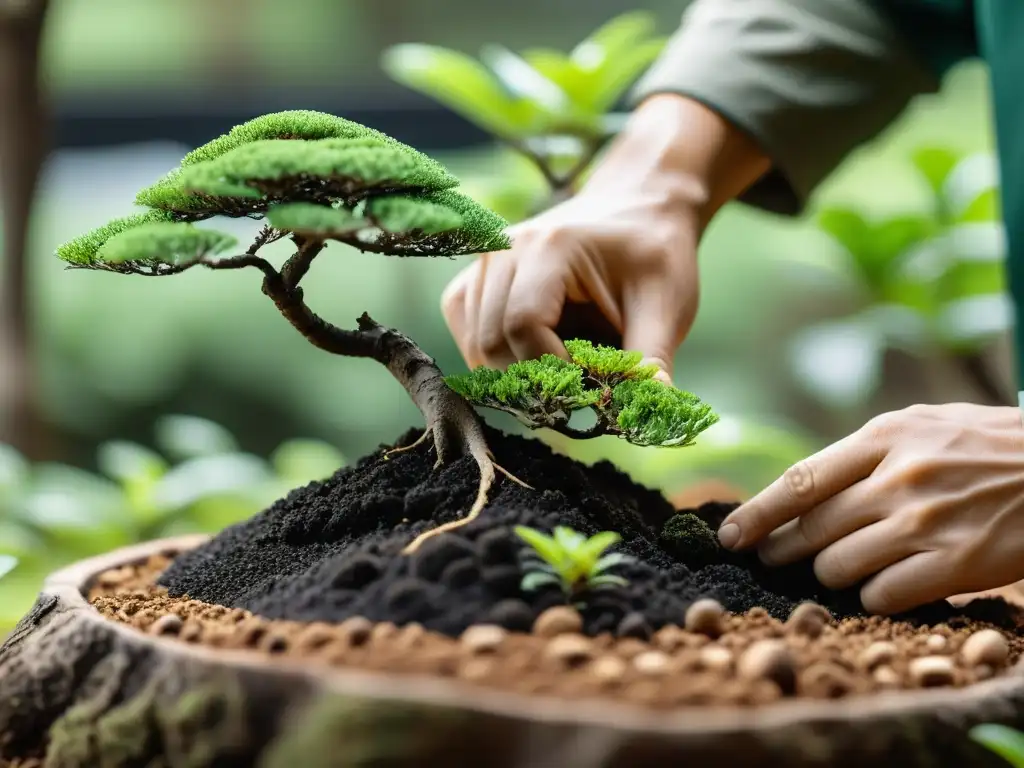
[629,0,945,215]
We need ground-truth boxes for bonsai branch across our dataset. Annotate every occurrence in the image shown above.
[204,241,528,553]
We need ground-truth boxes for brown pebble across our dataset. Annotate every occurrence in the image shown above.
[858,641,897,671]
[698,645,734,673]
[633,651,671,676]
[747,607,769,620]
[960,629,1009,668]
[925,634,948,653]
[873,666,900,688]
[460,624,508,654]
[339,616,373,646]
[179,621,203,643]
[148,614,183,636]
[97,566,134,588]
[652,624,687,652]
[785,602,830,638]
[544,634,593,666]
[684,599,725,638]
[975,664,995,681]
[591,655,627,682]
[801,662,854,698]
[459,658,494,681]
[909,656,955,688]
[737,640,796,695]
[293,623,335,654]
[533,606,583,638]
[370,621,398,643]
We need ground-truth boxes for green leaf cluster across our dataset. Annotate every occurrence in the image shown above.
[515,525,633,598]
[57,110,511,275]
[382,11,666,142]
[613,379,718,448]
[0,415,346,631]
[446,340,717,447]
[814,145,1006,355]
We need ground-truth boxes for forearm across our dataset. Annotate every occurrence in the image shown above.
[617,0,946,217]
[584,94,772,231]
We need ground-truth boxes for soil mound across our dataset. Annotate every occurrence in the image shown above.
[160,427,1020,636]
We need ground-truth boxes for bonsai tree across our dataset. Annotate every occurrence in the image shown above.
[56,110,717,553]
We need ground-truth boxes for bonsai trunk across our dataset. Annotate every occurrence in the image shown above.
[0,0,50,459]
[217,240,508,553]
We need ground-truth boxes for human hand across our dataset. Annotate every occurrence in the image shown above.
[441,187,700,384]
[440,94,771,384]
[716,403,1024,615]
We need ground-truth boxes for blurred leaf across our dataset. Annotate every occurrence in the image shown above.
[935,293,1014,351]
[571,10,657,70]
[787,317,885,407]
[588,38,668,113]
[911,146,960,195]
[0,520,45,561]
[816,208,870,261]
[970,724,1024,768]
[382,44,542,138]
[0,555,17,581]
[18,463,123,529]
[521,48,590,104]
[479,44,570,114]
[154,414,239,461]
[165,495,261,536]
[943,152,999,221]
[0,443,28,491]
[957,187,1000,223]
[270,439,346,486]
[97,440,167,484]
[152,453,270,511]
[865,215,935,288]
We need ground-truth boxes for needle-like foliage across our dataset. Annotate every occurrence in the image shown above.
[56,110,512,275]
[446,340,717,446]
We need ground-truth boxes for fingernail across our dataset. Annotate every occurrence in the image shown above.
[718,523,740,549]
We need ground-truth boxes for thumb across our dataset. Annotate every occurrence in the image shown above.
[621,283,688,386]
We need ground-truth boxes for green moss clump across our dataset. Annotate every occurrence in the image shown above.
[180,138,458,200]
[366,195,464,235]
[266,203,368,237]
[97,222,238,268]
[660,513,720,569]
[56,209,175,266]
[564,339,658,384]
[612,379,718,447]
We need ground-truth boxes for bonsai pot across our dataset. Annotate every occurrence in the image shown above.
[1,535,1022,768]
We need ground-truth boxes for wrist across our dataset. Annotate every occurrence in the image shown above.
[584,94,771,230]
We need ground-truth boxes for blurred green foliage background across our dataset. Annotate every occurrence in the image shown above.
[0,1,1009,634]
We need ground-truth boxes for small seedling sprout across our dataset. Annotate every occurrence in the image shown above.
[515,525,634,599]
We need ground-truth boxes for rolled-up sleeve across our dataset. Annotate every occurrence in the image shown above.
[630,0,941,215]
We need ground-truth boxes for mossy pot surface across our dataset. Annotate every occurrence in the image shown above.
[2,538,1024,767]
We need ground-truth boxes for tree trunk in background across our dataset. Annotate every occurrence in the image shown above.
[0,0,50,459]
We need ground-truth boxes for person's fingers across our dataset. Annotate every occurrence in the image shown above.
[441,266,476,366]
[812,518,915,590]
[475,255,518,369]
[504,256,570,363]
[859,551,955,615]
[462,255,490,368]
[757,479,883,566]
[718,426,891,551]
[620,280,686,386]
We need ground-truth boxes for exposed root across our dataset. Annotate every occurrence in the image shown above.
[493,460,533,490]
[402,447,495,554]
[383,429,431,460]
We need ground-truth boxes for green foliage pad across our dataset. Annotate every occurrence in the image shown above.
[446,340,718,447]
[59,109,511,276]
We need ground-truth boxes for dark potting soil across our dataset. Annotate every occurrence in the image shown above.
[160,426,1021,637]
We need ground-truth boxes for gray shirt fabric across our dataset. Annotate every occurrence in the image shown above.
[630,0,944,215]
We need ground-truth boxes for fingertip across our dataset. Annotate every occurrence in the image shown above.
[717,522,741,550]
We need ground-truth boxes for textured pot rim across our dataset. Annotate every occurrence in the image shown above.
[47,535,1024,737]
